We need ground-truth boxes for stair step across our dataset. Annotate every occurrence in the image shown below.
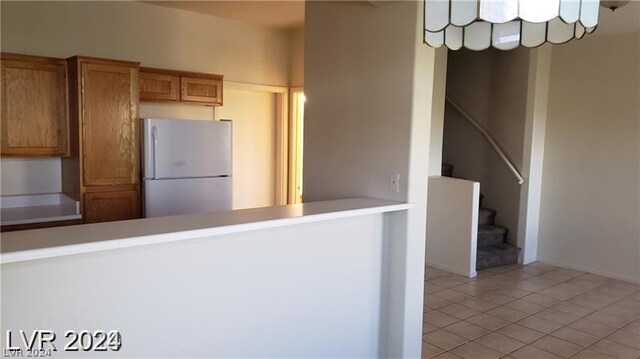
[477,244,521,270]
[478,208,496,226]
[478,225,507,246]
[442,163,454,177]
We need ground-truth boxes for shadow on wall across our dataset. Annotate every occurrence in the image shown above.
[442,48,531,246]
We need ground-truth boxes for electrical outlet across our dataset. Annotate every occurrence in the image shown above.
[389,173,400,193]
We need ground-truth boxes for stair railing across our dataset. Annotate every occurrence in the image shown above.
[446,96,525,185]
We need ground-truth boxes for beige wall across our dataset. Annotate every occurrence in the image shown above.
[304,1,440,355]
[428,50,448,176]
[444,48,530,245]
[1,1,290,201]
[0,158,61,195]
[215,88,277,209]
[538,31,640,282]
[1,1,291,85]
[140,103,215,121]
[304,2,414,202]
[290,28,305,87]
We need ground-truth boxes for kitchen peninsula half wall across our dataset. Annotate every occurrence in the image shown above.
[1,198,410,357]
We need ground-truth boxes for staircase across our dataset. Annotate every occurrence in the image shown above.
[442,164,521,270]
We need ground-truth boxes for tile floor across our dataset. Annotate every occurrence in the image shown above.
[422,262,640,359]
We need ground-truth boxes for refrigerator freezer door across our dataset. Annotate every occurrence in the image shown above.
[143,119,232,179]
[143,177,232,217]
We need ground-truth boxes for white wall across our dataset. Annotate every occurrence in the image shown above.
[215,88,277,209]
[444,48,530,245]
[517,46,552,264]
[538,31,640,283]
[426,177,479,277]
[0,158,62,195]
[1,214,384,357]
[304,1,440,356]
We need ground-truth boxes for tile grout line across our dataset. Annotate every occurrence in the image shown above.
[422,263,640,359]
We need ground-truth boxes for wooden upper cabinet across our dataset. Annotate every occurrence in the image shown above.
[78,59,139,187]
[181,76,222,105]
[139,70,179,101]
[139,67,223,106]
[1,53,69,156]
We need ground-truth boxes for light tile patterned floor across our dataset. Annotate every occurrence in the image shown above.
[422,263,640,359]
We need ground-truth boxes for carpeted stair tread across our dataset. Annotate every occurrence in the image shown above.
[445,162,521,270]
[477,244,521,270]
[478,225,507,246]
[478,208,497,226]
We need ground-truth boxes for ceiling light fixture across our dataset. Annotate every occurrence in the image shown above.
[424,0,614,51]
[600,0,630,11]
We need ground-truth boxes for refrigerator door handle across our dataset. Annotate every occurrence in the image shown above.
[152,125,159,179]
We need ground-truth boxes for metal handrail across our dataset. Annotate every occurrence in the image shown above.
[446,96,525,185]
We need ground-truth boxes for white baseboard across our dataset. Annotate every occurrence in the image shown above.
[537,258,640,285]
[426,261,477,278]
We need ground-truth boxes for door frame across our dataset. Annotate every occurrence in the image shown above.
[223,81,289,206]
[288,87,305,204]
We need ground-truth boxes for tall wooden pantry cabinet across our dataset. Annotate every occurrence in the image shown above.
[62,56,141,223]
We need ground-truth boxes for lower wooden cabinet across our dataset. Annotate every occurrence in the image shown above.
[83,188,139,224]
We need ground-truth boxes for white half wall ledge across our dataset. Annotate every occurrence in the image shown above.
[426,176,480,278]
[0,197,412,264]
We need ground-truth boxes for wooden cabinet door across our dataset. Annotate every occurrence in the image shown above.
[180,76,222,105]
[81,62,139,187]
[1,54,68,156]
[139,71,179,101]
[83,188,139,223]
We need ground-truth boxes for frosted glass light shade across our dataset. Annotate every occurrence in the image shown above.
[425,0,600,50]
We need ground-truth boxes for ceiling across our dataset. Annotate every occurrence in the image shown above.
[144,1,305,30]
[144,1,639,34]
[597,1,640,35]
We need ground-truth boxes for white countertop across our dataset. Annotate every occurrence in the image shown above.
[0,197,412,264]
[1,193,81,226]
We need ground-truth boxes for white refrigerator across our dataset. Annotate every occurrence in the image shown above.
[141,118,232,218]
